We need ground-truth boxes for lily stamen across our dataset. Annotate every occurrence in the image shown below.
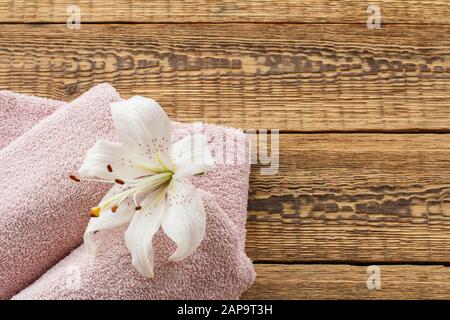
[69,175,81,182]
[87,171,174,217]
[115,179,125,185]
[69,175,117,185]
[90,207,100,217]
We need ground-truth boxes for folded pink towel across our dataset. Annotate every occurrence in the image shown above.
[0,84,120,299]
[0,91,63,150]
[1,84,255,299]
[14,123,255,300]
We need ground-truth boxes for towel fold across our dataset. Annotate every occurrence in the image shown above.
[1,84,255,299]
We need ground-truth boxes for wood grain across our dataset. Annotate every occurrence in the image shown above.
[242,264,450,299]
[1,24,450,132]
[0,0,449,24]
[2,2,450,299]
[246,134,450,262]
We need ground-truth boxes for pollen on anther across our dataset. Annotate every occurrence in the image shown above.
[90,206,100,218]
[135,205,142,211]
[111,205,118,213]
[69,175,81,182]
[115,179,125,185]
[107,164,113,172]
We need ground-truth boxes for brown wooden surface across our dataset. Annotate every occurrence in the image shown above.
[0,0,449,24]
[243,264,450,299]
[247,134,450,263]
[1,0,450,299]
[1,24,450,132]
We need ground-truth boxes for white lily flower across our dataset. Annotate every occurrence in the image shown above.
[70,96,215,278]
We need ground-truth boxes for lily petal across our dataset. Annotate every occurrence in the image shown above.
[84,186,135,255]
[78,139,148,180]
[171,134,215,179]
[111,96,171,159]
[124,198,164,278]
[162,181,206,261]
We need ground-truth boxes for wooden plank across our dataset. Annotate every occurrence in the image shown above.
[242,264,450,299]
[0,0,449,24]
[246,134,450,262]
[1,24,450,132]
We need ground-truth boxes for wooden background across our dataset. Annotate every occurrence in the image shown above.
[2,0,450,299]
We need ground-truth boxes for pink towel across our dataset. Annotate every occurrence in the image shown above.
[14,123,255,300]
[0,84,120,299]
[1,84,255,299]
[0,91,63,150]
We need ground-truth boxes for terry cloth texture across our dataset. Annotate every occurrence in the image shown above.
[13,123,256,300]
[0,84,121,299]
[0,91,63,150]
[1,84,255,299]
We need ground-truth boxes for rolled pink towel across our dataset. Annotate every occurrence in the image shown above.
[0,84,120,299]
[0,91,63,150]
[13,123,255,299]
[2,85,255,299]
